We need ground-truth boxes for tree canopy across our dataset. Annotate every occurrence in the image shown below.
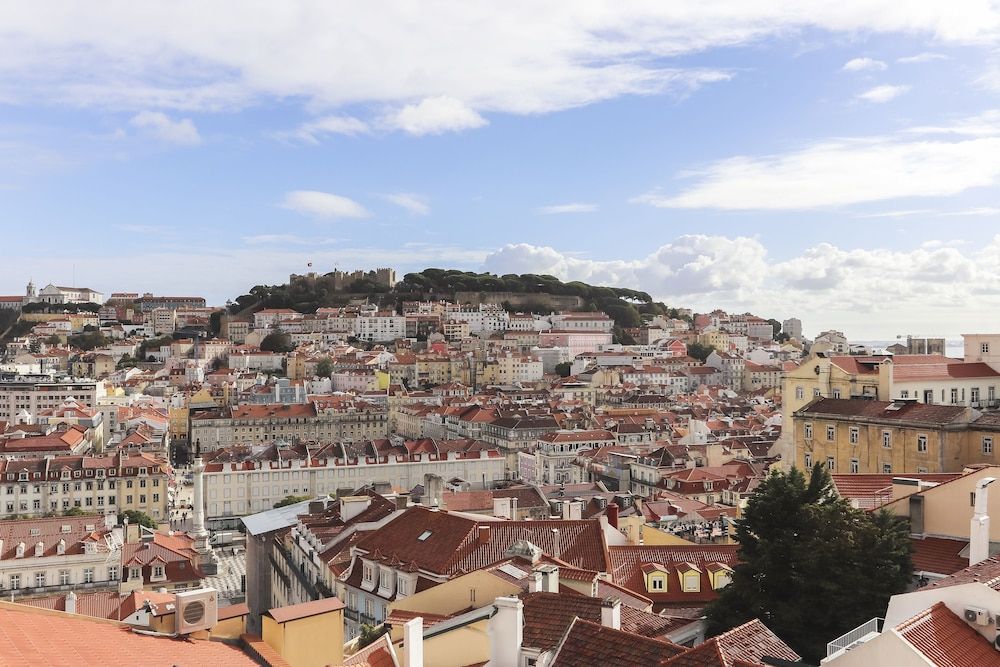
[260,329,295,353]
[704,464,912,663]
[274,495,311,508]
[68,330,109,351]
[119,509,158,529]
[315,357,334,377]
[686,342,715,362]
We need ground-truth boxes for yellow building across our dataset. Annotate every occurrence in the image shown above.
[696,330,730,352]
[262,597,346,667]
[792,397,987,474]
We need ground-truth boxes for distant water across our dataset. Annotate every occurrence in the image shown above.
[853,339,965,359]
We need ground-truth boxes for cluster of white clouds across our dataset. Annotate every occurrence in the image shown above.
[483,234,1000,335]
[633,109,1000,211]
[279,190,430,219]
[128,110,201,145]
[2,4,999,141]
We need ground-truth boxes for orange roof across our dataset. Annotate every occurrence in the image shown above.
[895,601,998,667]
[266,597,345,624]
[0,603,259,665]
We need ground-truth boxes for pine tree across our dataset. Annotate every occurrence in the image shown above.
[705,464,912,663]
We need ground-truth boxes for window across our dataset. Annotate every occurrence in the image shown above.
[417,530,433,541]
[900,390,909,398]
[83,568,93,584]
[795,386,805,400]
[917,467,929,473]
[363,563,374,583]
[917,435,928,453]
[882,463,892,474]
[814,388,821,397]
[130,567,141,580]
[972,388,980,403]
[882,431,891,448]
[683,572,700,592]
[804,453,812,468]
[985,437,994,455]
[804,423,813,439]
[826,456,835,471]
[108,566,118,581]
[991,387,996,402]
[59,570,70,586]
[9,574,20,589]
[826,426,835,441]
[850,459,859,474]
[850,427,859,444]
[951,388,959,404]
[35,572,46,588]
[650,577,665,591]
[152,565,165,579]
[983,342,991,354]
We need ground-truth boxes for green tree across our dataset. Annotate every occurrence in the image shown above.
[62,507,89,517]
[68,330,109,351]
[554,362,572,377]
[116,354,138,370]
[705,465,912,663]
[686,342,715,362]
[767,318,782,340]
[28,337,41,353]
[260,329,295,353]
[315,357,334,377]
[209,310,224,337]
[119,509,157,529]
[274,495,311,508]
[357,623,388,649]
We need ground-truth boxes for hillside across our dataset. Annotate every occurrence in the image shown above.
[226,269,691,331]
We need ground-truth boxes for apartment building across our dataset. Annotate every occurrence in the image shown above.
[792,397,1000,474]
[189,398,389,451]
[201,438,504,527]
[0,515,120,599]
[0,375,106,423]
[0,452,171,521]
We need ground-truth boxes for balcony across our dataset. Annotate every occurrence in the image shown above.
[344,608,360,622]
[826,617,883,658]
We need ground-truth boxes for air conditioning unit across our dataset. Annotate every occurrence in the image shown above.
[175,588,219,634]
[965,606,990,626]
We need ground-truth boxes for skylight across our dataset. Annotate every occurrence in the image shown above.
[417,530,433,541]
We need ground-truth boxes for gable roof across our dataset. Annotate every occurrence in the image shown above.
[549,618,685,667]
[895,601,998,667]
[661,619,800,666]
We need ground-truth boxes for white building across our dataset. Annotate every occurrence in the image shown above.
[34,284,105,305]
[354,312,406,342]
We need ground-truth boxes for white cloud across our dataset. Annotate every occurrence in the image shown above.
[535,203,598,215]
[280,190,371,219]
[939,206,1000,216]
[842,57,886,72]
[1,4,998,127]
[278,115,369,144]
[381,96,486,136]
[382,192,430,215]
[633,111,1000,211]
[483,235,1000,337]
[855,209,935,219]
[129,110,201,145]
[856,84,910,103]
[897,52,950,63]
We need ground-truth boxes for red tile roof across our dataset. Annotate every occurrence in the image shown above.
[0,603,259,665]
[911,536,970,576]
[608,545,740,607]
[895,601,999,667]
[832,473,960,510]
[342,633,397,667]
[549,618,685,667]
[266,596,345,623]
[929,556,1000,591]
[662,619,800,666]
[796,398,969,425]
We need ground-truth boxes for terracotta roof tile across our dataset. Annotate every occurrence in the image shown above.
[0,604,258,665]
[549,618,685,667]
[895,601,999,667]
[911,536,970,576]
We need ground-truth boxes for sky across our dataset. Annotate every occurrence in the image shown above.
[2,3,1000,339]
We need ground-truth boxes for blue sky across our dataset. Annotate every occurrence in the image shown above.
[2,4,1000,339]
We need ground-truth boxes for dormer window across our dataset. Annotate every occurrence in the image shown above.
[152,565,165,580]
[130,566,141,580]
[34,541,44,557]
[682,572,700,592]
[15,542,25,558]
[18,473,27,482]
[650,577,665,591]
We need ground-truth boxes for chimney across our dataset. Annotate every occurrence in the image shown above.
[537,564,559,593]
[528,571,542,593]
[395,495,410,510]
[550,528,560,559]
[511,497,518,519]
[65,591,77,615]
[488,597,523,667]
[308,499,326,514]
[600,596,621,630]
[403,616,424,667]
[340,496,372,522]
[606,503,619,529]
[478,525,492,544]
[970,477,997,566]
